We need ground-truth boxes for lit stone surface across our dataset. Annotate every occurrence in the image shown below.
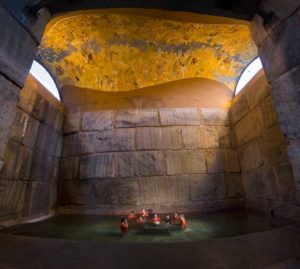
[181,127,201,149]
[136,127,181,150]
[137,151,165,177]
[239,140,263,171]
[116,109,159,128]
[164,150,206,175]
[81,111,114,131]
[200,108,229,126]
[230,95,249,125]
[159,108,200,126]
[199,126,220,148]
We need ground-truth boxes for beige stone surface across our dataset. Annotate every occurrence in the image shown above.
[224,173,244,198]
[159,108,201,126]
[181,126,201,149]
[260,96,278,129]
[239,140,263,171]
[206,150,224,173]
[190,174,226,201]
[234,107,264,146]
[137,151,165,177]
[164,150,206,175]
[138,175,190,204]
[136,127,181,150]
[81,111,114,131]
[200,108,229,126]
[199,126,219,148]
[116,109,159,128]
[230,95,249,125]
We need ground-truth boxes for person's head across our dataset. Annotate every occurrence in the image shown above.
[166,215,170,219]
[121,218,125,223]
[139,216,143,220]
[131,211,134,214]
[142,208,146,212]
[175,212,179,217]
[154,214,157,217]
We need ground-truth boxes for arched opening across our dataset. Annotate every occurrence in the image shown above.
[234,57,263,96]
[29,60,61,101]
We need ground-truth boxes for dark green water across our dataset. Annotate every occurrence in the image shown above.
[1,210,292,243]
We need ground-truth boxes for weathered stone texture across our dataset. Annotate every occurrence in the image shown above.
[79,154,115,179]
[260,96,278,129]
[137,151,165,177]
[116,109,159,127]
[230,95,249,125]
[165,150,206,175]
[191,174,226,201]
[259,12,300,81]
[59,181,93,205]
[136,127,181,150]
[81,111,114,131]
[181,127,201,149]
[139,176,190,204]
[239,140,263,171]
[200,108,229,126]
[271,65,300,139]
[234,107,264,146]
[159,108,200,126]
[95,179,139,205]
[199,126,219,148]
[224,174,244,198]
[64,111,81,134]
[0,6,37,86]
[60,157,79,180]
[0,75,19,163]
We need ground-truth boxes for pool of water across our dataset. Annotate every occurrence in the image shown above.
[1,210,293,243]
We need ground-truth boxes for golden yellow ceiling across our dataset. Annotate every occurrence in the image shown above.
[37,10,257,92]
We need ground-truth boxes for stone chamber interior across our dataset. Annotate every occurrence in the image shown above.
[0,1,300,268]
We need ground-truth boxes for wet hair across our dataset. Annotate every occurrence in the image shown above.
[121,218,126,223]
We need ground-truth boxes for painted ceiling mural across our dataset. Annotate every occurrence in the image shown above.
[37,12,257,92]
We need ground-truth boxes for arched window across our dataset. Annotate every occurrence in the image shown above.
[235,57,263,96]
[29,60,61,101]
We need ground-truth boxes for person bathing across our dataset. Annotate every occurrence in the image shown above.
[128,211,136,220]
[152,214,161,225]
[120,218,129,233]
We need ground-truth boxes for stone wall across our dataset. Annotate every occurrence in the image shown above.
[59,106,243,214]
[250,1,300,217]
[230,71,298,215]
[0,76,64,225]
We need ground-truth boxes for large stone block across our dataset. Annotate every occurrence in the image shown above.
[242,167,278,200]
[94,179,139,205]
[230,95,249,125]
[94,129,135,152]
[190,174,226,201]
[274,162,297,199]
[79,153,115,179]
[288,140,300,189]
[10,109,29,143]
[234,107,264,146]
[116,109,159,128]
[224,173,244,198]
[64,111,81,134]
[63,132,95,157]
[137,151,165,177]
[224,149,240,173]
[22,116,40,148]
[116,152,138,178]
[259,12,300,81]
[0,75,19,162]
[164,150,206,175]
[200,108,229,126]
[18,85,37,114]
[260,95,278,129]
[159,108,200,126]
[271,65,300,138]
[81,110,114,131]
[32,95,49,123]
[59,157,79,180]
[239,140,263,171]
[181,127,201,149]
[199,126,219,148]
[59,181,93,205]
[0,141,20,179]
[34,123,49,151]
[136,127,181,150]
[15,146,33,180]
[0,6,37,86]
[250,15,268,46]
[245,74,270,110]
[218,127,236,149]
[139,175,190,204]
[206,150,224,173]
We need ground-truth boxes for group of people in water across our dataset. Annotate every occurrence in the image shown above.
[120,209,188,233]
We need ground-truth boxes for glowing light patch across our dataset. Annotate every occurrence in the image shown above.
[29,60,61,101]
[235,57,263,95]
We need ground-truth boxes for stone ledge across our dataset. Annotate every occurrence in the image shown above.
[116,109,159,128]
[159,108,201,126]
